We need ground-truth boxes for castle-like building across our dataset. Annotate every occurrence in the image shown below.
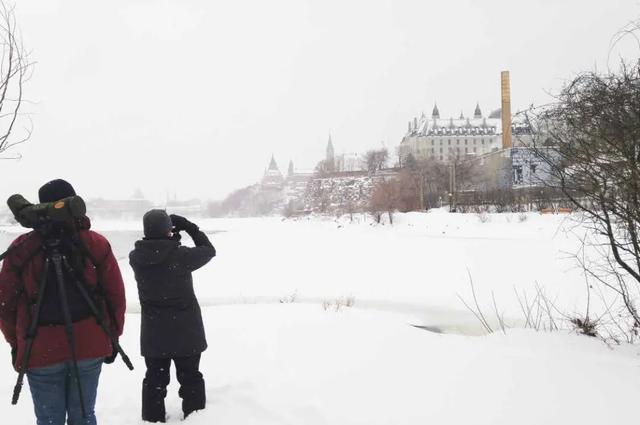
[399,103,506,163]
[261,155,314,190]
[261,155,286,189]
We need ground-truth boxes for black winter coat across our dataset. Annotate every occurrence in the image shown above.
[129,229,215,358]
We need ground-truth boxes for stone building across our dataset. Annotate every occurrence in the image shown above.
[399,103,507,164]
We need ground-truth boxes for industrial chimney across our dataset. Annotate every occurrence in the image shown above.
[501,71,512,149]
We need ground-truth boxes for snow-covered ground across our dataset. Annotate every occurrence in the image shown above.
[1,305,638,425]
[119,210,600,333]
[1,211,639,424]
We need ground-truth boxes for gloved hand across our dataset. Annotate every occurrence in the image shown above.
[170,214,198,234]
[104,344,118,364]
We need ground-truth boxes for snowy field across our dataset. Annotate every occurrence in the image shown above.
[117,211,607,333]
[1,211,639,424]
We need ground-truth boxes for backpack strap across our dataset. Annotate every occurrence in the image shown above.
[69,233,120,332]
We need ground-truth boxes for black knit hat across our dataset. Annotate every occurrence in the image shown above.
[38,179,77,203]
[143,209,173,239]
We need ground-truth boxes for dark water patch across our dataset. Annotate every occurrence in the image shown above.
[411,325,444,334]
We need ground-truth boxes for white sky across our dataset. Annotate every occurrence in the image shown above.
[0,0,638,203]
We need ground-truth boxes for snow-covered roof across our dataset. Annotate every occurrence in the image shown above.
[268,155,280,171]
[413,116,502,137]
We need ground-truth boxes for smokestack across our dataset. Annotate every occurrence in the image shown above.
[501,71,512,149]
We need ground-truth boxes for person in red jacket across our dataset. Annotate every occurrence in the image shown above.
[0,179,126,425]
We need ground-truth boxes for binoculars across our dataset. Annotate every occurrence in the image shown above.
[7,194,87,229]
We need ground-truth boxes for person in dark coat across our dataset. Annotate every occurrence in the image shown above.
[129,210,215,423]
[0,179,126,425]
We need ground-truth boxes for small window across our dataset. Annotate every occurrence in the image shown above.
[514,165,523,184]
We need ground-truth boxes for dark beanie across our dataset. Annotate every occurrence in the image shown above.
[143,209,173,239]
[39,179,76,203]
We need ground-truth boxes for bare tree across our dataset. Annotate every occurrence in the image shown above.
[401,157,448,210]
[370,178,399,224]
[314,159,332,177]
[453,156,479,194]
[0,2,33,159]
[363,148,389,175]
[526,61,640,331]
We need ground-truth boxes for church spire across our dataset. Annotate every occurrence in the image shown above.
[432,103,440,119]
[326,134,335,161]
[326,134,335,172]
[268,154,279,171]
[474,102,482,118]
[287,159,294,177]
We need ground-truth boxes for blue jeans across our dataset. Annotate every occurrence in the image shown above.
[27,358,103,425]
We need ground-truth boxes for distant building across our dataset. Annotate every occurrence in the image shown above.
[286,160,314,183]
[398,71,552,191]
[87,198,154,220]
[261,155,285,190]
[325,135,365,173]
[469,146,554,191]
[399,103,510,164]
[165,198,204,216]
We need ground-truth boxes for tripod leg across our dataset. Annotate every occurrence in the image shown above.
[62,258,134,371]
[51,253,87,418]
[12,255,48,405]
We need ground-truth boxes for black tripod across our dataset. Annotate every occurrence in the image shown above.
[9,236,134,416]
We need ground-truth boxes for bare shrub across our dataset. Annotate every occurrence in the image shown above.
[458,272,595,336]
[476,211,491,223]
[279,291,298,304]
[456,271,497,334]
[525,61,640,330]
[322,296,356,312]
[569,317,599,337]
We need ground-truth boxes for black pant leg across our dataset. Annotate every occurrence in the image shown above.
[174,354,205,418]
[142,357,171,423]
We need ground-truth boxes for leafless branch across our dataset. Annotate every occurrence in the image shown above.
[0,1,33,159]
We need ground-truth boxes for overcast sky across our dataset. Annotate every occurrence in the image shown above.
[0,0,638,204]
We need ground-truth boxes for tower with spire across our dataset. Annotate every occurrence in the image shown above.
[326,134,335,172]
[261,155,285,189]
[474,102,483,119]
[432,103,440,119]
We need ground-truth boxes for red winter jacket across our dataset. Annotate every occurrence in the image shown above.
[0,217,126,370]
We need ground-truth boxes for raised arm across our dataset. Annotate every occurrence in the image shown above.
[171,215,216,272]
